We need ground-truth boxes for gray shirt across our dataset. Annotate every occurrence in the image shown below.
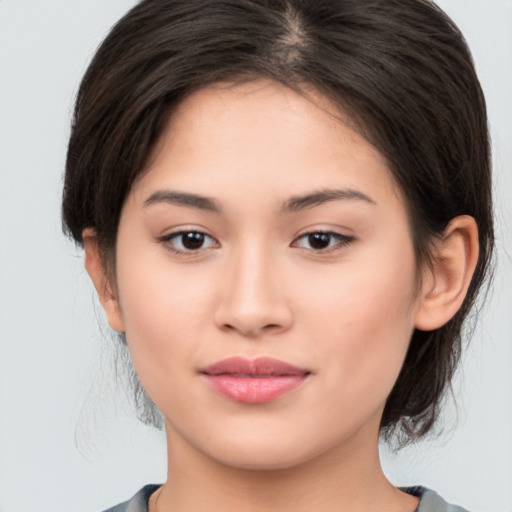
[102,484,470,512]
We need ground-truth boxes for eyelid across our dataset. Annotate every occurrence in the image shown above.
[158,228,220,255]
[156,227,355,256]
[291,230,355,253]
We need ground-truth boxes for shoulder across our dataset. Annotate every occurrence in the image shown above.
[402,486,472,512]
[101,485,161,512]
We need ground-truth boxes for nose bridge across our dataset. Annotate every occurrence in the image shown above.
[214,236,292,336]
[232,239,274,303]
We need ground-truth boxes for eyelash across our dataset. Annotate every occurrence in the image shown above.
[158,230,219,255]
[158,230,355,256]
[292,231,355,253]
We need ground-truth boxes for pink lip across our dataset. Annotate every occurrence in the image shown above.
[201,356,310,404]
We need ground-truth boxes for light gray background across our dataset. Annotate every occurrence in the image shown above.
[0,1,510,511]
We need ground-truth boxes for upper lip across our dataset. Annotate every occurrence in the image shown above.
[201,356,310,377]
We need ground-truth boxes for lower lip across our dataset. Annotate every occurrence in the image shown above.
[204,375,308,404]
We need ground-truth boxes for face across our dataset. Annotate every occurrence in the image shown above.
[106,80,425,470]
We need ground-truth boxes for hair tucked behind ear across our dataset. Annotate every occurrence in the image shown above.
[62,0,493,445]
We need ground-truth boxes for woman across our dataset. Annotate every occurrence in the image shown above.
[62,1,493,511]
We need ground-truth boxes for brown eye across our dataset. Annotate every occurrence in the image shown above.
[181,232,206,249]
[307,233,332,249]
[293,231,355,252]
[160,230,219,254]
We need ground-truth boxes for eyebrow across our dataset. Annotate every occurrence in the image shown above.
[281,188,377,212]
[143,190,222,213]
[143,187,376,213]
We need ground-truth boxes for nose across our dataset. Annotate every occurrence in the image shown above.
[213,241,293,338]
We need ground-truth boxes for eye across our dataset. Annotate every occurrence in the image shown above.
[292,231,355,253]
[159,230,219,254]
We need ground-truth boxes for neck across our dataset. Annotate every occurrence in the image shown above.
[153,421,418,512]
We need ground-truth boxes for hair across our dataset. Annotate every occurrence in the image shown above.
[62,0,493,444]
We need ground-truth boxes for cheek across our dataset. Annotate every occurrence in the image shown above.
[113,247,214,392]
[300,251,418,403]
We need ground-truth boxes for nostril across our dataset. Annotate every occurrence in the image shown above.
[213,294,294,337]
[219,322,284,337]
[220,323,236,332]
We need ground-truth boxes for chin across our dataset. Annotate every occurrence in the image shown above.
[211,444,315,472]
[194,426,345,472]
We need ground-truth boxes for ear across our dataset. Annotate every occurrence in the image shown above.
[414,215,479,331]
[82,228,125,333]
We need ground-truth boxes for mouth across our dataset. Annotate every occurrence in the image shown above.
[200,356,311,404]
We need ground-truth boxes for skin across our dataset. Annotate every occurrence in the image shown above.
[84,80,479,512]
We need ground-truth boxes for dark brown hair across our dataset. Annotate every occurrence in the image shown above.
[62,0,494,443]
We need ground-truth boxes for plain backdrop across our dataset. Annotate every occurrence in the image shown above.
[0,1,511,511]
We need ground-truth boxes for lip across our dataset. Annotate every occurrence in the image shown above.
[200,356,311,404]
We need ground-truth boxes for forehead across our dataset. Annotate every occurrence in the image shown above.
[133,79,404,216]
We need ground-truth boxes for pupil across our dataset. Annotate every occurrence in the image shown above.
[308,233,330,249]
[182,232,204,249]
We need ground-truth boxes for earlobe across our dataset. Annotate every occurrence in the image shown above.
[414,215,479,331]
[82,228,125,333]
